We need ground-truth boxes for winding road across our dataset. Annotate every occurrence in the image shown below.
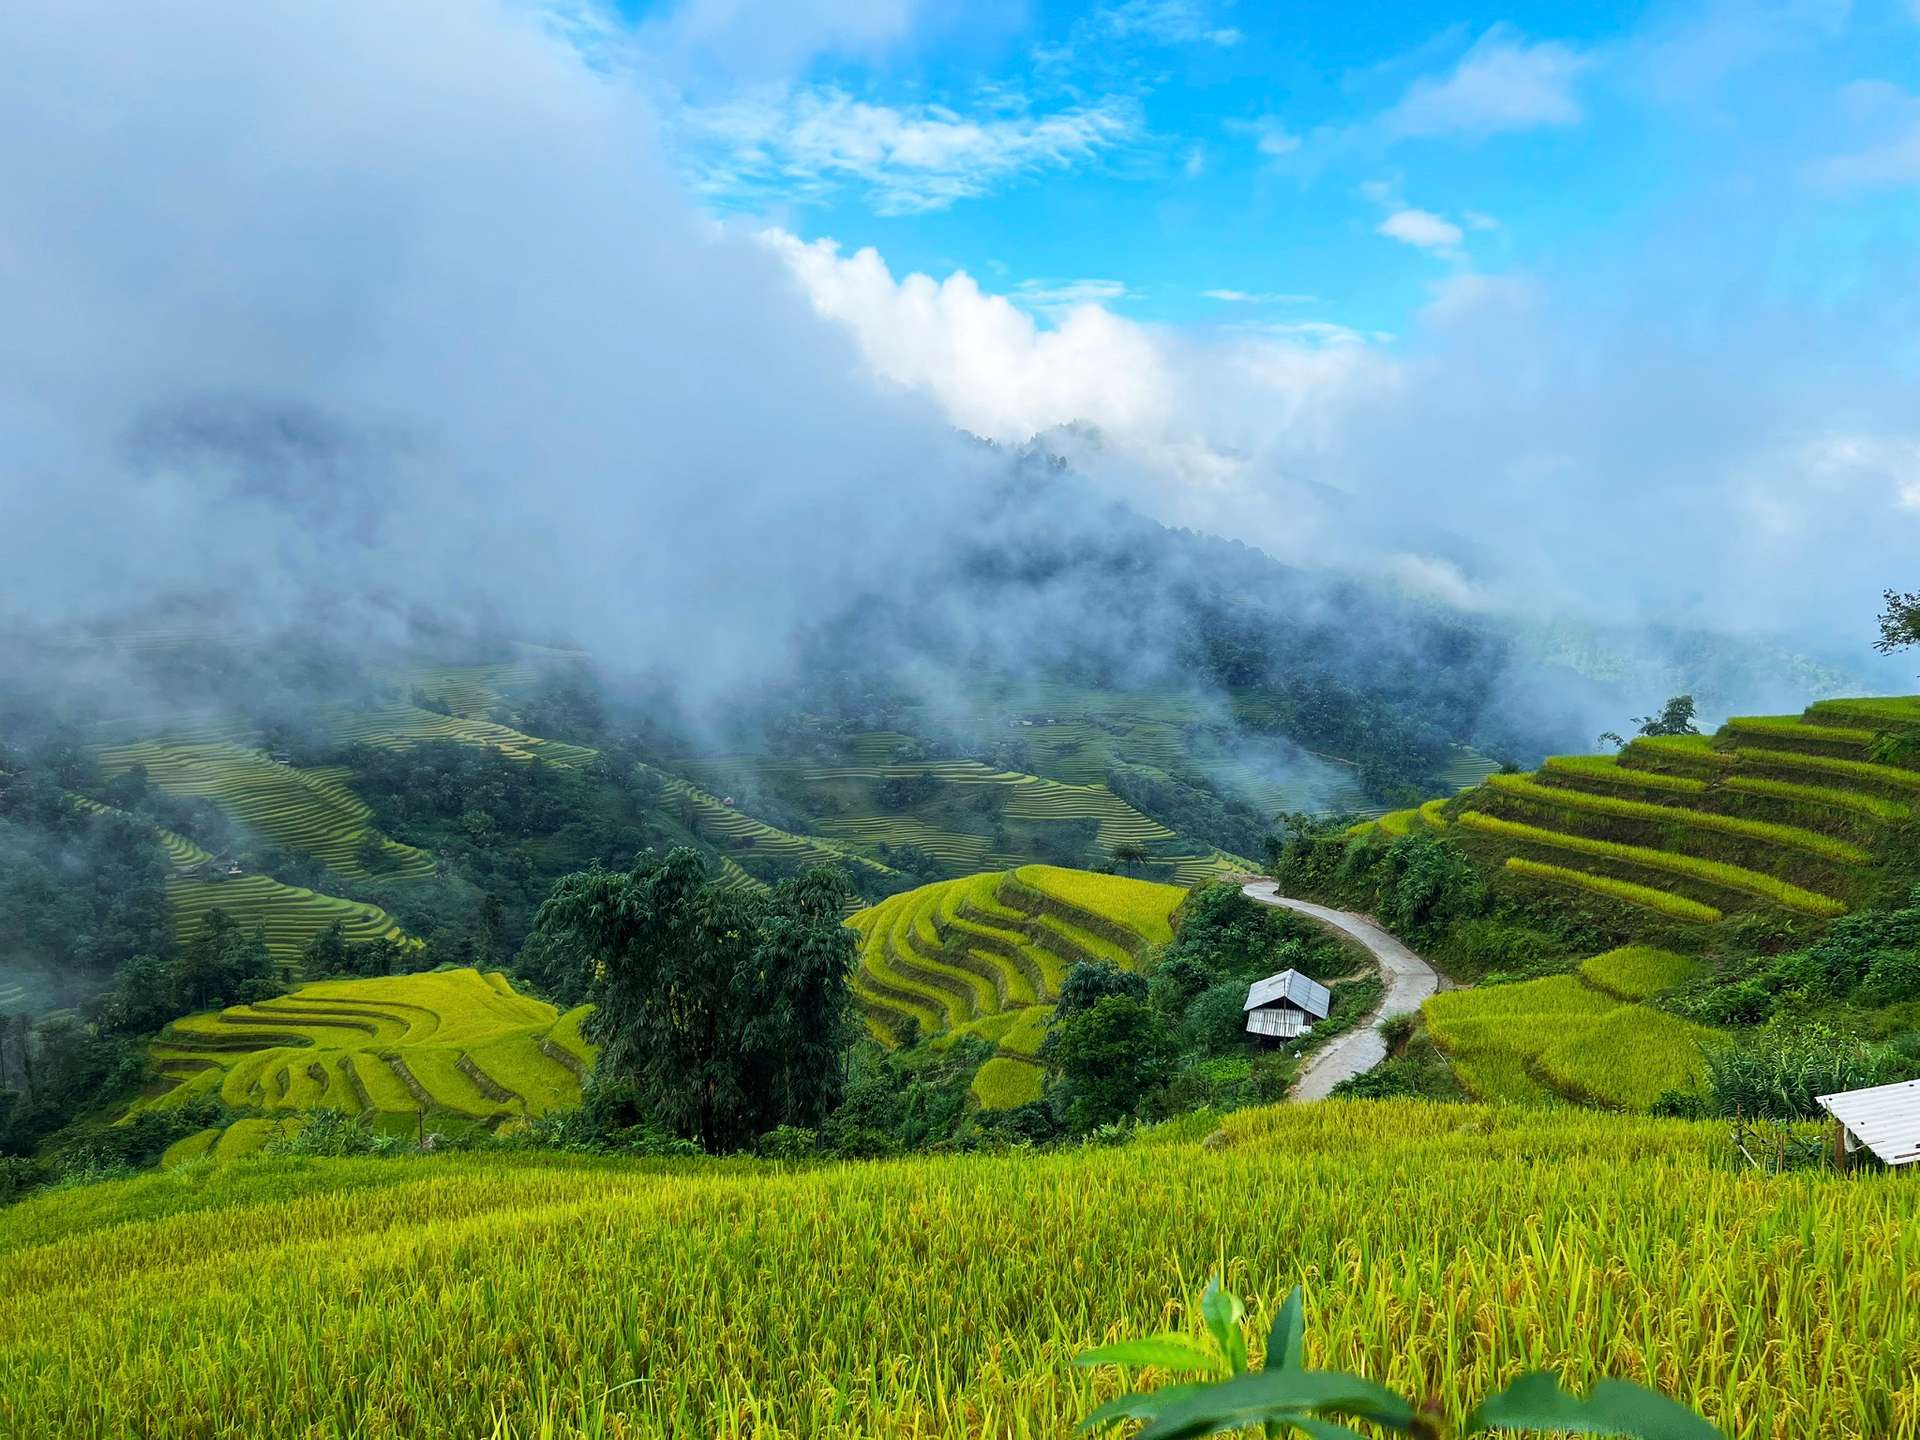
[1239,882,1439,1101]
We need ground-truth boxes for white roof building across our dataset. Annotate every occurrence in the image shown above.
[1244,969,1332,1041]
[1817,1079,1920,1167]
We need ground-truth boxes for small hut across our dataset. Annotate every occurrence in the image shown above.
[1817,1079,1920,1170]
[1243,969,1331,1041]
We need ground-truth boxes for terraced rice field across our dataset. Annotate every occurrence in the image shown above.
[1437,698,1920,928]
[1423,965,1714,1110]
[653,771,897,883]
[0,981,24,1011]
[71,798,413,966]
[808,815,994,869]
[91,739,434,883]
[317,702,600,767]
[139,969,591,1148]
[844,866,1187,1108]
[5,1099,1913,1438]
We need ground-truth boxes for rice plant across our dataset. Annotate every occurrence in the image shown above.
[1503,858,1723,924]
[2,1099,1911,1438]
[1458,812,1848,917]
[1721,716,1875,747]
[1578,947,1705,1001]
[1720,775,1910,822]
[137,969,589,1140]
[1732,747,1920,794]
[1483,773,1870,864]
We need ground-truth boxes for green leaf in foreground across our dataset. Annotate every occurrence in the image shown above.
[1265,1285,1305,1373]
[1132,1368,1418,1440]
[1074,1335,1229,1376]
[1200,1277,1250,1375]
[1467,1372,1721,1438]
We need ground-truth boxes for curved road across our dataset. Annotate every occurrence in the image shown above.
[1240,882,1439,1101]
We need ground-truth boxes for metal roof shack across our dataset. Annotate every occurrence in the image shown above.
[1243,969,1331,1042]
[1817,1079,1920,1168]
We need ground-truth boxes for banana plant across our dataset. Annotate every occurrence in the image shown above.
[1075,1279,1718,1440]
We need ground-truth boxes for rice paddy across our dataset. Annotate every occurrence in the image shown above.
[1577,946,1707,1001]
[134,968,591,1143]
[317,701,600,767]
[1429,699,1920,928]
[71,797,413,966]
[1423,970,1711,1110]
[92,738,435,882]
[1460,812,1850,917]
[845,866,1187,1106]
[2,1098,1912,1438]
[1503,856,1725,922]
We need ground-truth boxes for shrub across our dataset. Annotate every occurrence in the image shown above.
[1700,1025,1907,1119]
[264,1109,398,1158]
[1373,834,1486,940]
[1181,980,1254,1057]
[1857,950,1920,1007]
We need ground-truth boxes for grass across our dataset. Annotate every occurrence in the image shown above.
[1484,772,1871,865]
[1458,812,1849,918]
[1503,858,1724,923]
[1807,697,1920,729]
[1540,754,1709,794]
[2,1099,1911,1437]
[1624,735,1734,768]
[136,969,589,1141]
[1578,947,1707,1001]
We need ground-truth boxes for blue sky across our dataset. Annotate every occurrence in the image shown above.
[616,0,1920,341]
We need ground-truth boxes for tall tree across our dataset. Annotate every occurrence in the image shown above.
[1877,589,1920,657]
[530,847,856,1152]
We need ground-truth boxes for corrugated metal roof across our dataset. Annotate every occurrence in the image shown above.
[1247,1008,1313,1039]
[1817,1079,1920,1166]
[1243,968,1331,1020]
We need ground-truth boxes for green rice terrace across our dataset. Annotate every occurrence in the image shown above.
[70,797,413,967]
[136,968,592,1159]
[93,735,436,883]
[1356,697,1920,928]
[847,865,1190,1110]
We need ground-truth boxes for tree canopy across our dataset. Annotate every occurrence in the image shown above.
[529,847,856,1153]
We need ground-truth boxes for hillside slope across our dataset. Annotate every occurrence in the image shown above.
[135,968,590,1152]
[846,865,1188,1109]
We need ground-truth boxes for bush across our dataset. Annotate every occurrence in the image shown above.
[1856,950,1920,1007]
[264,1109,398,1158]
[757,1125,819,1162]
[1181,980,1254,1057]
[1700,1025,1908,1120]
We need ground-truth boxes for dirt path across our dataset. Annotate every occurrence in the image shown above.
[1239,881,1439,1101]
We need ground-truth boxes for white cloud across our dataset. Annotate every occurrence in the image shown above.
[1819,82,1920,189]
[1224,116,1301,158]
[681,87,1137,213]
[1202,289,1318,304]
[1182,142,1207,178]
[1384,26,1587,137]
[1378,208,1465,252]
[1098,1,1242,47]
[1014,278,1134,313]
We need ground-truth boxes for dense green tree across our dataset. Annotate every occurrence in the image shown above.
[1044,994,1177,1132]
[530,847,856,1152]
[1876,588,1920,656]
[1633,694,1701,738]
